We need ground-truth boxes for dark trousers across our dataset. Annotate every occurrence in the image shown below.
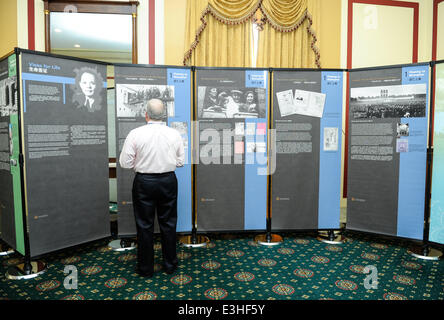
[132,171,178,274]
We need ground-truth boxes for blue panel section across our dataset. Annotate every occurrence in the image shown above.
[22,80,26,112]
[397,65,428,240]
[430,63,444,244]
[21,72,76,84]
[167,68,192,233]
[244,70,268,230]
[245,70,267,89]
[318,71,343,229]
[244,118,268,230]
[21,72,107,88]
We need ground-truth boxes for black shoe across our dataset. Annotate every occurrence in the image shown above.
[135,268,153,278]
[163,265,178,274]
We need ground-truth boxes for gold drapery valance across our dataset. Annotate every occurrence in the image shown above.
[184,0,320,68]
[208,0,261,23]
[260,0,307,30]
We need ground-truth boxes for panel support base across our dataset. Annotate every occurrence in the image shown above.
[108,239,137,252]
[179,235,210,248]
[407,246,442,261]
[317,230,345,244]
[6,260,47,280]
[0,243,14,256]
[255,234,283,246]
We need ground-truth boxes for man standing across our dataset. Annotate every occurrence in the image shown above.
[119,98,184,277]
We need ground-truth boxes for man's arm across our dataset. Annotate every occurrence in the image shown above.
[119,131,136,169]
[175,133,185,167]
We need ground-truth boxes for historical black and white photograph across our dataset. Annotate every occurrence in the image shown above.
[397,122,409,138]
[197,86,266,119]
[170,121,188,149]
[0,77,17,116]
[323,127,338,151]
[116,84,175,118]
[350,83,427,119]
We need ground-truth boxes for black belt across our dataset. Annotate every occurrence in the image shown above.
[136,171,174,176]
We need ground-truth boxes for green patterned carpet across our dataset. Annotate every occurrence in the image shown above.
[0,232,443,301]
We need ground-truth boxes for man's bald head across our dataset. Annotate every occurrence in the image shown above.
[146,98,165,121]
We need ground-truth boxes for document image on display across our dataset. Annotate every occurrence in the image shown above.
[116,84,175,118]
[276,89,295,117]
[293,89,326,118]
[198,86,266,119]
[276,89,326,118]
[0,77,17,116]
[350,83,426,119]
[396,139,409,153]
[323,127,338,151]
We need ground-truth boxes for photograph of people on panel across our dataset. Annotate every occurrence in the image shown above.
[198,86,266,118]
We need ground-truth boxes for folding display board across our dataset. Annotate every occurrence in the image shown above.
[430,61,444,245]
[271,70,344,230]
[0,52,24,255]
[0,49,111,258]
[346,63,429,240]
[114,65,192,236]
[195,68,268,232]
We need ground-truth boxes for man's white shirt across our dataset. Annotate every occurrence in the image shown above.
[119,121,185,173]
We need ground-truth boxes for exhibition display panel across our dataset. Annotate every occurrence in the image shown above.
[0,49,110,260]
[1,48,441,276]
[346,63,430,240]
[114,64,193,236]
[195,68,269,232]
[430,61,444,245]
[0,52,24,255]
[271,69,344,230]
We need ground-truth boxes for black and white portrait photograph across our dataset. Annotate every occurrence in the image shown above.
[197,86,266,119]
[0,77,17,116]
[116,84,174,118]
[350,83,427,119]
[71,67,104,112]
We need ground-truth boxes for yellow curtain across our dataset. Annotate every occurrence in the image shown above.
[256,0,321,68]
[183,0,260,67]
[183,0,321,68]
